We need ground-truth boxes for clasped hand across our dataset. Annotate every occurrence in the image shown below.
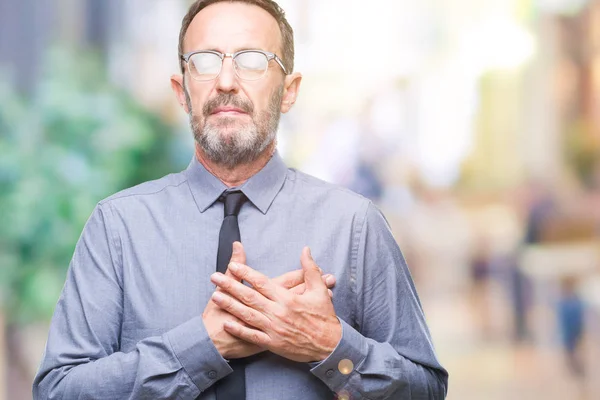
[209,244,341,363]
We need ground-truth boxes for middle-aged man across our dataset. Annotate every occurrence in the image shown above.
[33,0,448,399]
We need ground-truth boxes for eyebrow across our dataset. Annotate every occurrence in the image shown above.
[198,46,269,54]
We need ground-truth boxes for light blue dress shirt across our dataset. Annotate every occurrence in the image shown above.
[33,152,448,399]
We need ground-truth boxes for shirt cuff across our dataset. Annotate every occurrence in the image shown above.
[165,316,233,393]
[309,317,368,392]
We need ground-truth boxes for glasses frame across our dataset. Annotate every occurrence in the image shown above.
[180,49,289,81]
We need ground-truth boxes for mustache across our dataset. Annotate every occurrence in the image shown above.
[203,93,254,116]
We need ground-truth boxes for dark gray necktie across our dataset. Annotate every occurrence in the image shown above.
[214,190,247,399]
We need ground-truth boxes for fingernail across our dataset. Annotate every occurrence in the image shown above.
[326,276,335,286]
[232,242,241,254]
[224,320,235,329]
[307,247,312,258]
[229,262,240,272]
[212,291,225,302]
[211,273,225,284]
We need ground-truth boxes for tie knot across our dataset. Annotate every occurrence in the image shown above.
[221,191,247,217]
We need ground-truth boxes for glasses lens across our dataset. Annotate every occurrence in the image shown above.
[188,52,222,81]
[234,51,268,81]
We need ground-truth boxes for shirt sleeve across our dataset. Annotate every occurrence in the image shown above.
[310,201,449,399]
[32,204,232,399]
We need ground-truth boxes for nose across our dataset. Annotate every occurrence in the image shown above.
[215,56,239,94]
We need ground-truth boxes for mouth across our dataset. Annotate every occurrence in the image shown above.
[210,106,248,116]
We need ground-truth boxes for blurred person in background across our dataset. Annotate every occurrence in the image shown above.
[32,0,447,399]
[469,237,495,339]
[511,180,557,343]
[556,276,585,377]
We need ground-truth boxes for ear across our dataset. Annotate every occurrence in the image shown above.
[170,74,190,114]
[280,72,302,114]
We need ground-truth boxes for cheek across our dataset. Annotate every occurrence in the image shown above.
[247,87,275,113]
[186,84,212,112]
[244,75,281,104]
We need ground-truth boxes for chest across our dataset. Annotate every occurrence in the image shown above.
[118,207,357,349]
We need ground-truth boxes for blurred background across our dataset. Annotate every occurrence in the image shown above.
[1,0,600,398]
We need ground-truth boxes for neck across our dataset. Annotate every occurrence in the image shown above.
[195,142,277,187]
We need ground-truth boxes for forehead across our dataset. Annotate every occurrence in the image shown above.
[183,2,282,54]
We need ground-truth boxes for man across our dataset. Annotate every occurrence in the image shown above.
[33,0,448,399]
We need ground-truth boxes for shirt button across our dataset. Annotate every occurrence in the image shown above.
[326,369,334,377]
[208,370,217,379]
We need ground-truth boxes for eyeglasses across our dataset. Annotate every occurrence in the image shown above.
[180,49,288,81]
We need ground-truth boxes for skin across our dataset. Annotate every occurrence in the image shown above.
[211,247,342,362]
[203,242,336,360]
[170,2,342,362]
[170,2,301,187]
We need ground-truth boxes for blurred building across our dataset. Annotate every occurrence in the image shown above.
[0,0,184,111]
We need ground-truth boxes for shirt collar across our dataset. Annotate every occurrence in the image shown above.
[184,151,288,214]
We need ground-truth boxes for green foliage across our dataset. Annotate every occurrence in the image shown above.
[0,48,182,323]
[565,118,600,188]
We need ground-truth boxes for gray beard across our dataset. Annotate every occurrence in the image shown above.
[187,87,283,169]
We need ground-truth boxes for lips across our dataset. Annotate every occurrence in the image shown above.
[203,94,254,117]
[211,106,247,115]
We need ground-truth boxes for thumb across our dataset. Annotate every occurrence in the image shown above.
[230,241,246,264]
[300,247,324,292]
[227,242,246,279]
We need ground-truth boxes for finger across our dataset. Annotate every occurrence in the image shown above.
[323,274,336,288]
[211,272,272,311]
[211,291,270,331]
[218,242,246,285]
[328,289,333,298]
[223,320,271,347]
[289,274,336,295]
[272,269,305,289]
[227,262,282,301]
[227,242,246,277]
[300,247,326,292]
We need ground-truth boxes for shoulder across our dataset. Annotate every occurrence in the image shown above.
[288,169,392,232]
[98,171,188,207]
[287,168,374,217]
[290,168,367,200]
